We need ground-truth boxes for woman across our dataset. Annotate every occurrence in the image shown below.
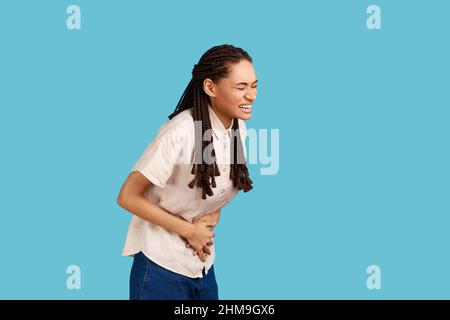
[117,44,258,300]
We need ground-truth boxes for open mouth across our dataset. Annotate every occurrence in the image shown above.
[239,104,252,113]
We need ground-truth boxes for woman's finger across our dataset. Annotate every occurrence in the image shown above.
[198,250,206,262]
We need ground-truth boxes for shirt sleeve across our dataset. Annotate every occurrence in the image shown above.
[132,138,179,187]
[130,119,189,188]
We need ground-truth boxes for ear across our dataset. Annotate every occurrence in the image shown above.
[203,78,216,98]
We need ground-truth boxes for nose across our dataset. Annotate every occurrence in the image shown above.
[245,90,257,102]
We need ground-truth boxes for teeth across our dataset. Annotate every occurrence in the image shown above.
[239,105,252,109]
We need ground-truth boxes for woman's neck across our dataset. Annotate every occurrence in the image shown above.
[210,103,232,129]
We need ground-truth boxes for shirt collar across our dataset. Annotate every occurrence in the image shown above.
[207,103,233,140]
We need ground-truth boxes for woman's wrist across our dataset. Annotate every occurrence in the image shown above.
[179,220,194,239]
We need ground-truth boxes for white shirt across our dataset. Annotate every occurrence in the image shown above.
[121,104,247,278]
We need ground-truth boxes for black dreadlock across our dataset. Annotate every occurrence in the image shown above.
[168,44,254,199]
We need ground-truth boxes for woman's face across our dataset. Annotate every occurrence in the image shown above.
[204,59,258,127]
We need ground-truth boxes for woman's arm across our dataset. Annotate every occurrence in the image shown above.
[117,171,194,238]
[117,171,216,262]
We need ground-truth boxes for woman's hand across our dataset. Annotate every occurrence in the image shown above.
[184,220,216,262]
[182,210,221,261]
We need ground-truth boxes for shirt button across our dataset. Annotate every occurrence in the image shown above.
[221,189,225,194]
[222,167,227,173]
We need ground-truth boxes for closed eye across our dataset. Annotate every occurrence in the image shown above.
[236,85,258,90]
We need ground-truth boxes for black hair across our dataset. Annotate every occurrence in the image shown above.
[169,44,253,199]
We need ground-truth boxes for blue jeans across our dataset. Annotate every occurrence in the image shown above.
[129,251,219,300]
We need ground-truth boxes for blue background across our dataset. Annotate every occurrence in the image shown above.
[0,0,449,299]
